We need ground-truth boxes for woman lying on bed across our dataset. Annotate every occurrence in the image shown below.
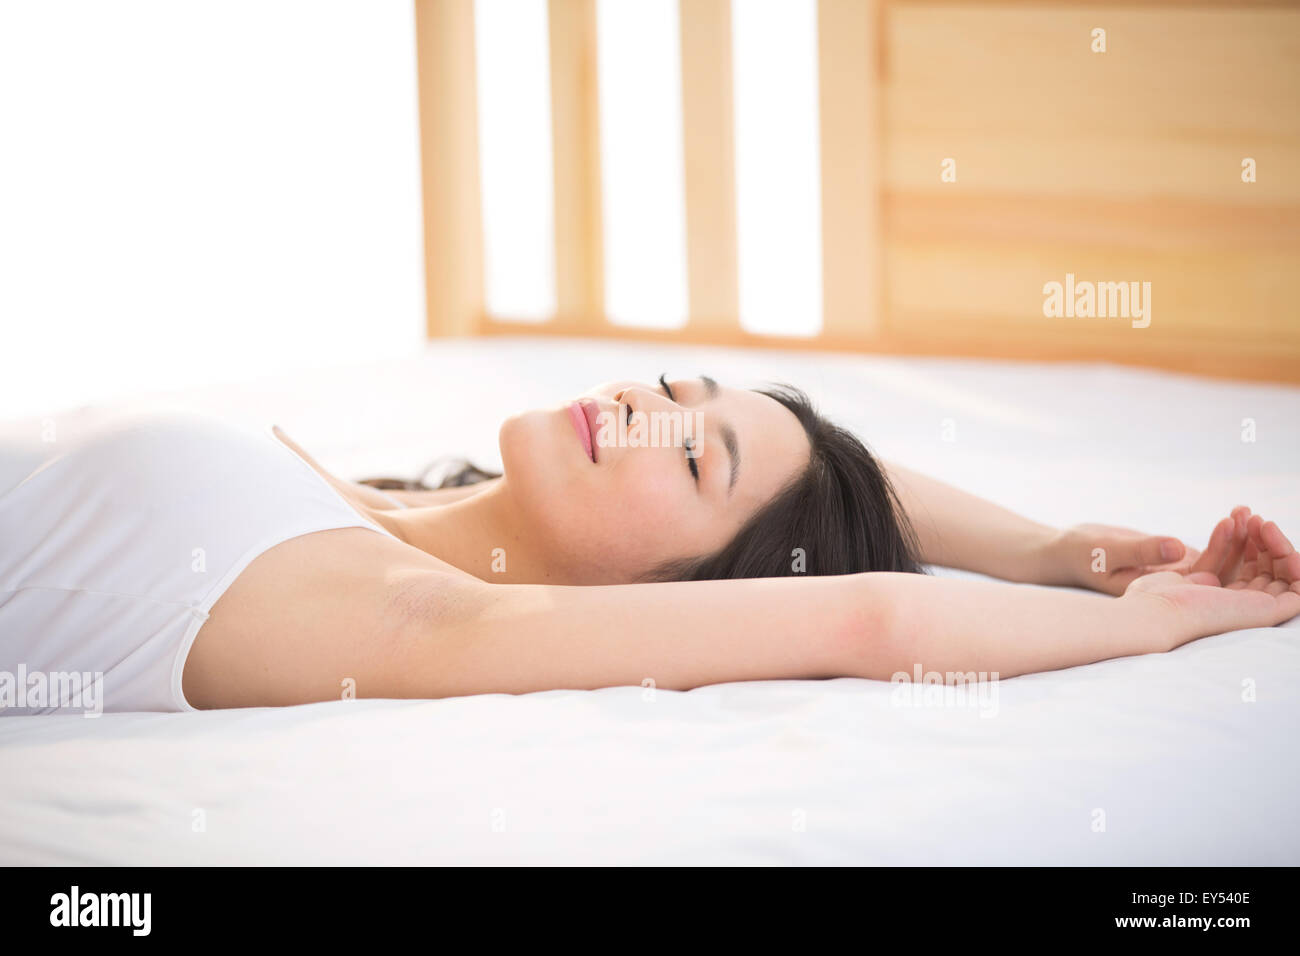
[3,375,1297,714]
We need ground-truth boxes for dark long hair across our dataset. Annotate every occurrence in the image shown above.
[359,457,500,491]
[644,384,925,581]
[361,384,925,581]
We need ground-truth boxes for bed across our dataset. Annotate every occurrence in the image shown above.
[2,337,1297,865]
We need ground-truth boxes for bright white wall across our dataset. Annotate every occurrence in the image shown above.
[596,0,689,331]
[475,0,555,323]
[0,0,427,419]
[732,0,821,337]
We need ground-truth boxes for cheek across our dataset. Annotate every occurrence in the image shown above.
[560,463,696,569]
[500,427,723,576]
[581,465,711,564]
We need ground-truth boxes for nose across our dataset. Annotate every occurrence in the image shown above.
[614,383,676,410]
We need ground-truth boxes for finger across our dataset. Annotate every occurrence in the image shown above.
[1248,516,1274,580]
[1259,520,1300,584]
[1156,537,1187,564]
[1259,518,1294,553]
[1274,549,1300,583]
[1266,578,1290,597]
[1267,590,1300,626]
[1190,517,1236,577]
[1218,508,1252,584]
[1185,570,1221,587]
[1276,551,1300,584]
[1247,570,1273,592]
[1166,546,1203,575]
[1239,533,1260,581]
[1109,534,1185,569]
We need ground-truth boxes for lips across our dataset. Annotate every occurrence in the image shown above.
[567,400,596,462]
[580,399,601,461]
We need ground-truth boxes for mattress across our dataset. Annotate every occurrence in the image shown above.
[2,337,1297,864]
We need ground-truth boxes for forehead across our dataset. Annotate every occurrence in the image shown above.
[708,383,810,511]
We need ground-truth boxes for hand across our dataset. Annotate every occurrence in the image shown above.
[1049,522,1198,596]
[1122,514,1300,650]
[1188,507,1300,590]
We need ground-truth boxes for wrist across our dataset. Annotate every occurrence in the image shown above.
[1038,525,1104,589]
[1115,585,1185,654]
[1006,524,1068,585]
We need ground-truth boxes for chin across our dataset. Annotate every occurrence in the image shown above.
[496,408,548,463]
[498,408,557,475]
[499,409,575,511]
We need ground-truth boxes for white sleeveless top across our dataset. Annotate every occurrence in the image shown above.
[0,408,402,716]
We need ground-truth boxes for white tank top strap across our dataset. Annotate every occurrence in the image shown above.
[262,422,403,536]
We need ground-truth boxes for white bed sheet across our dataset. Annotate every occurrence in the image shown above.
[2,338,1298,864]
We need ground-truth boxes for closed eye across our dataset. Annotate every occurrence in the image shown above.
[659,373,700,486]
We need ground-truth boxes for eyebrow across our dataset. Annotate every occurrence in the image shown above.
[720,423,740,494]
[697,375,739,494]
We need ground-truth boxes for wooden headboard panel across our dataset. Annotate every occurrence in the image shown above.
[414,0,1300,383]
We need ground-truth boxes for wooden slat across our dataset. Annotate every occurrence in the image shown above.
[886,193,1300,252]
[883,6,1300,202]
[818,0,885,339]
[886,238,1300,337]
[549,0,605,331]
[414,0,484,337]
[679,0,740,336]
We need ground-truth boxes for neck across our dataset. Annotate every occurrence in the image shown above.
[382,479,568,584]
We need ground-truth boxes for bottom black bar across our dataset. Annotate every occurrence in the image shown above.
[2,865,1289,941]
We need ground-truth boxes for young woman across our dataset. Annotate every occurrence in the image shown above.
[1,374,1296,714]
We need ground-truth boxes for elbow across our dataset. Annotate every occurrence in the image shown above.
[829,572,908,682]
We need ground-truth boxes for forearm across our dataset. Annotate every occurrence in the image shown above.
[858,572,1167,681]
[885,461,1058,582]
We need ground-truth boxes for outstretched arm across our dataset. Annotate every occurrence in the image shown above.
[413,516,1299,697]
[884,461,1060,583]
[883,460,1203,594]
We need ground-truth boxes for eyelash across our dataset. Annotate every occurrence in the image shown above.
[658,373,699,485]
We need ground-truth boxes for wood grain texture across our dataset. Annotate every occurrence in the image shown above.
[879,3,1300,376]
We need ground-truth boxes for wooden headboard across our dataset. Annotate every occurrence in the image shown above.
[413,0,1300,383]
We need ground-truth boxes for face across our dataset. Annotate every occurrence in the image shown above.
[498,375,812,584]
